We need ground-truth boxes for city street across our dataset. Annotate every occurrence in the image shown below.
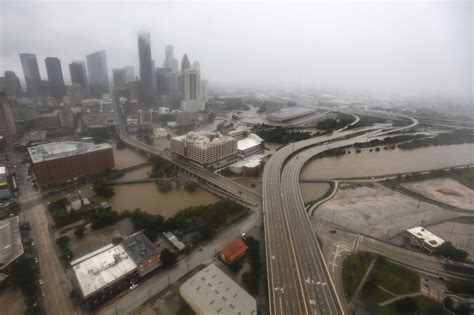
[13,151,79,315]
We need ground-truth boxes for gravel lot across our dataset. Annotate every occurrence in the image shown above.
[314,183,473,240]
[402,178,474,211]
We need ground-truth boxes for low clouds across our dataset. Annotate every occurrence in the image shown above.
[1,1,472,99]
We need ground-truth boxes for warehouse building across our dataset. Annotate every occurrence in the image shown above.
[237,133,264,157]
[122,231,160,276]
[180,263,256,315]
[171,131,237,166]
[0,216,24,272]
[405,226,445,253]
[28,141,114,187]
[71,244,138,308]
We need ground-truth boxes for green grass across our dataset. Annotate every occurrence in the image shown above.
[341,252,374,300]
[375,287,395,304]
[369,257,420,295]
[377,296,448,315]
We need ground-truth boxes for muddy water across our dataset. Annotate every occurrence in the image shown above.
[300,182,331,203]
[301,143,474,180]
[112,145,148,169]
[109,142,219,217]
[107,182,220,218]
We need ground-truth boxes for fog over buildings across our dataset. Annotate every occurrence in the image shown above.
[1,1,472,100]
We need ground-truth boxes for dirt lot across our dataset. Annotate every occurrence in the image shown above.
[402,178,474,210]
[314,183,474,240]
[0,287,25,315]
[428,218,474,258]
[67,218,134,257]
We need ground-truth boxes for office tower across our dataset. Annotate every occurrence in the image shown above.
[0,92,17,137]
[45,57,66,99]
[86,50,110,96]
[19,53,42,97]
[137,32,153,109]
[181,69,204,112]
[69,61,88,89]
[181,54,191,73]
[201,79,209,102]
[128,80,140,101]
[164,45,179,73]
[192,61,200,72]
[152,60,156,95]
[0,71,22,97]
[124,66,135,82]
[156,68,171,97]
[112,69,127,88]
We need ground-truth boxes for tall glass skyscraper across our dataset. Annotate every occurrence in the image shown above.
[69,61,88,89]
[86,50,110,96]
[137,32,153,109]
[19,53,42,97]
[45,57,66,99]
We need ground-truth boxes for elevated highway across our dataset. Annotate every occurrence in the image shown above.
[263,115,418,314]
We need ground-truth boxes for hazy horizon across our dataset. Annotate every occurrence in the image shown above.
[1,1,472,100]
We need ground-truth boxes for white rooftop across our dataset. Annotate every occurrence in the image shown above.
[406,226,445,248]
[28,141,112,163]
[173,131,235,149]
[71,244,137,298]
[237,134,263,151]
[180,263,256,315]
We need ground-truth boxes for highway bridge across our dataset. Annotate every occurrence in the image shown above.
[263,115,418,315]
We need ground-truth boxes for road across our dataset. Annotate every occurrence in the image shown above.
[13,151,79,315]
[99,212,259,315]
[263,114,418,315]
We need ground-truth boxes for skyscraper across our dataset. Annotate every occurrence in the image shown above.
[164,45,179,73]
[112,69,127,88]
[181,69,204,112]
[19,53,42,97]
[69,60,88,89]
[181,54,191,73]
[86,50,110,96]
[0,71,22,97]
[192,61,201,72]
[156,68,171,97]
[124,66,135,82]
[45,57,66,99]
[137,32,153,109]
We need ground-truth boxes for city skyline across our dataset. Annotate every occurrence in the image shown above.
[1,1,472,100]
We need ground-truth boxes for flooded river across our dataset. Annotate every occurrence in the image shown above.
[301,143,474,180]
[109,146,220,217]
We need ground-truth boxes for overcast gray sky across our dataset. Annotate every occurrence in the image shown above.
[1,0,472,99]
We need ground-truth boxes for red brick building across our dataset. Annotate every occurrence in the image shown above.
[219,239,248,264]
[28,141,115,187]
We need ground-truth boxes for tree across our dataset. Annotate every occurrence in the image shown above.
[242,271,259,295]
[56,236,70,249]
[90,209,118,230]
[93,179,114,198]
[184,181,198,192]
[74,225,86,238]
[394,297,418,315]
[160,248,177,267]
[435,242,468,261]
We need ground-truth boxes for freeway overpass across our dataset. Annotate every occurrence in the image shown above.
[263,115,418,315]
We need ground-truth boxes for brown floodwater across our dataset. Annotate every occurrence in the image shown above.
[299,182,331,203]
[301,143,474,180]
[107,182,220,218]
[112,144,148,169]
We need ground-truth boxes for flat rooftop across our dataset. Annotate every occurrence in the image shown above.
[173,131,235,149]
[407,226,445,248]
[122,231,158,264]
[237,134,263,151]
[180,263,256,315]
[71,244,137,298]
[28,141,112,164]
[0,216,24,270]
